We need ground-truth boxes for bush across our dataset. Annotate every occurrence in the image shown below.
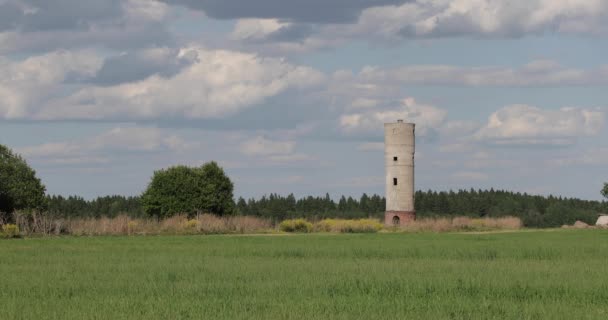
[1,224,20,238]
[280,219,313,233]
[315,219,383,233]
[140,162,235,218]
[182,219,200,230]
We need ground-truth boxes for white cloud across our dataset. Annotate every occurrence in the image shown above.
[348,61,608,87]
[237,135,321,166]
[240,136,296,156]
[475,105,605,145]
[548,148,608,167]
[17,126,192,165]
[46,47,324,120]
[340,97,447,136]
[0,0,172,54]
[331,176,385,188]
[231,19,289,41]
[124,0,169,23]
[1,47,325,120]
[230,1,608,52]
[333,0,608,41]
[0,50,102,119]
[357,142,384,151]
[451,171,489,181]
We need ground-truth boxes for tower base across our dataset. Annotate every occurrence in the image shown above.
[385,211,416,227]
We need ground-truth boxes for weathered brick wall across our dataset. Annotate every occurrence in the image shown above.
[385,211,416,227]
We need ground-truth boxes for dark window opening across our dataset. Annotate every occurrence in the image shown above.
[392,216,400,226]
[393,178,398,186]
[393,156,398,161]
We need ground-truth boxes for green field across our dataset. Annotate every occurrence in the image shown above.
[2,230,608,319]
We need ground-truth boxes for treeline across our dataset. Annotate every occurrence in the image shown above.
[415,189,605,228]
[235,193,386,221]
[46,195,144,218]
[45,189,607,228]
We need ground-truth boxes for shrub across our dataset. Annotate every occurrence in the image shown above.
[2,224,20,238]
[183,219,200,230]
[280,219,313,233]
[126,220,140,235]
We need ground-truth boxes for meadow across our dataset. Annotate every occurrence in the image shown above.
[1,230,608,319]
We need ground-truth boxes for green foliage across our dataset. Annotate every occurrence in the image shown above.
[43,188,607,228]
[279,219,313,233]
[602,183,608,200]
[46,195,144,218]
[140,162,235,218]
[1,224,19,238]
[0,144,46,221]
[235,189,606,228]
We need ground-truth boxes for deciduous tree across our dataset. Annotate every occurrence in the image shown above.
[0,144,46,221]
[140,162,235,218]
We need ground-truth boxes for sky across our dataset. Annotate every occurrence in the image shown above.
[1,0,607,201]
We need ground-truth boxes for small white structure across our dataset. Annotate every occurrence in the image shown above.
[596,214,608,227]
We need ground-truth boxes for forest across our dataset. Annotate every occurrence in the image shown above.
[46,189,607,228]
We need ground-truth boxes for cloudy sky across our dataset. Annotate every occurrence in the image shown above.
[1,0,607,200]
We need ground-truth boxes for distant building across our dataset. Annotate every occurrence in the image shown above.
[596,214,608,227]
[384,120,415,227]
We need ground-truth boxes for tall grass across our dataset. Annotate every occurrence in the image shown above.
[399,216,522,232]
[9,213,521,236]
[12,212,273,236]
[315,218,383,233]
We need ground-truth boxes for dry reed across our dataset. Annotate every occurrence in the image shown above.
[315,219,383,233]
[399,216,522,232]
[13,213,273,236]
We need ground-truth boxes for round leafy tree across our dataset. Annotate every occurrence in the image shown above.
[602,183,608,200]
[141,162,235,218]
[0,144,47,221]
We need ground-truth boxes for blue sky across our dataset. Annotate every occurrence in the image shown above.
[1,0,607,200]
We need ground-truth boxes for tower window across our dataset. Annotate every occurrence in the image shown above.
[393,178,398,186]
[393,156,398,161]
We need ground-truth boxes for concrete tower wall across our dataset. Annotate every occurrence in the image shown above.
[384,121,415,226]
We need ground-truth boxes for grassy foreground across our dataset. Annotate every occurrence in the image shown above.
[1,230,608,319]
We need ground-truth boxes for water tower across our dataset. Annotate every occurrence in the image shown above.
[384,120,415,226]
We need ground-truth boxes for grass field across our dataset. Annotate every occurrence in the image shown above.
[2,230,608,319]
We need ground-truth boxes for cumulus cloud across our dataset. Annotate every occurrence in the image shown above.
[549,148,608,167]
[475,105,605,145]
[346,61,608,87]
[0,50,102,119]
[357,142,384,151]
[240,136,296,156]
[224,0,608,54]
[90,47,197,86]
[1,47,325,120]
[164,0,407,23]
[451,171,489,181]
[237,135,320,166]
[0,0,171,53]
[340,97,447,136]
[231,19,289,42]
[17,126,192,165]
